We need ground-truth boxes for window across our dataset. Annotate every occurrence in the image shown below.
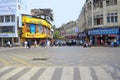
[0,26,14,33]
[11,15,15,22]
[38,25,43,34]
[93,0,103,9]
[88,17,92,26]
[87,2,91,11]
[0,16,4,23]
[107,12,118,23]
[94,14,103,25]
[5,15,10,22]
[106,0,117,6]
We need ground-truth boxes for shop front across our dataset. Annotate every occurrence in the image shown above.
[88,27,120,46]
[21,14,52,43]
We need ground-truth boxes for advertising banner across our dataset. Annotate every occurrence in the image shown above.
[30,24,36,34]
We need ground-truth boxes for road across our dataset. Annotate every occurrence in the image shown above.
[0,46,120,80]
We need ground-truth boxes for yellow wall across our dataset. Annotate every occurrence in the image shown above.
[22,16,51,29]
[22,15,51,39]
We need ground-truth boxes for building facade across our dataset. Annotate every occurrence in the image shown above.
[21,14,52,42]
[0,0,28,46]
[61,21,78,39]
[77,0,120,45]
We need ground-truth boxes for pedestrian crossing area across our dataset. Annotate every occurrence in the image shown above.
[0,65,120,80]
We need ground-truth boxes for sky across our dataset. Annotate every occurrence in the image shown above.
[27,0,86,28]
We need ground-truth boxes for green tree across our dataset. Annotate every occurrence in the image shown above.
[53,30,61,39]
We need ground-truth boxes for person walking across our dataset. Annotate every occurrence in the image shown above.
[24,41,28,48]
[46,39,50,48]
[7,41,11,47]
[27,40,31,48]
[34,40,37,48]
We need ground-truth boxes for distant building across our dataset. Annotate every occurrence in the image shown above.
[31,8,53,22]
[0,0,28,46]
[60,21,78,39]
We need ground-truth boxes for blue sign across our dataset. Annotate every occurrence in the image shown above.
[30,24,36,34]
[88,28,119,35]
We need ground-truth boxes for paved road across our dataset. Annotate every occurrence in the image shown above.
[0,46,120,80]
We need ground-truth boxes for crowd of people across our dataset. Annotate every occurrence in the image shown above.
[4,38,120,48]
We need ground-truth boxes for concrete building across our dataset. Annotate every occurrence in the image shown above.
[31,8,53,22]
[31,8,54,39]
[77,0,120,45]
[0,0,28,46]
[61,21,78,39]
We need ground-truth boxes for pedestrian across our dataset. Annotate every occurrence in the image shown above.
[24,40,28,48]
[27,40,31,48]
[46,39,50,48]
[34,40,37,48]
[7,41,11,47]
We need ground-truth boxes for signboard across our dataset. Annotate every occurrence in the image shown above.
[88,28,119,35]
[30,24,36,34]
[0,33,17,37]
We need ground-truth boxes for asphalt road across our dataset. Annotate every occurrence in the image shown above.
[0,46,120,67]
[0,46,120,80]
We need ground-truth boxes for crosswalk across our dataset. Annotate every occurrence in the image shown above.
[0,65,120,80]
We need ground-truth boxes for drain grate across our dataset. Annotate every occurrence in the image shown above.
[33,58,48,61]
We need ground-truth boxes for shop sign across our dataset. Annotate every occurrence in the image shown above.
[26,33,45,38]
[0,33,17,37]
[26,34,35,37]
[88,28,119,35]
[78,33,86,37]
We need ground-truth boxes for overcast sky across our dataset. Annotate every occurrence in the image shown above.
[27,0,85,28]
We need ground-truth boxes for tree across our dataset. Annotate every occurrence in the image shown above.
[53,30,61,39]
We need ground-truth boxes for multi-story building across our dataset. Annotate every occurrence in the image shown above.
[0,0,28,46]
[21,14,52,42]
[31,8,53,22]
[62,21,78,39]
[31,8,54,39]
[77,0,120,45]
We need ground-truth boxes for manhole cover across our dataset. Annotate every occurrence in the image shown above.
[33,58,48,61]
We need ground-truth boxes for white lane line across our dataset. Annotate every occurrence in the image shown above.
[61,67,73,80]
[17,67,41,80]
[93,66,113,80]
[79,66,93,80]
[1,67,25,80]
[37,67,55,80]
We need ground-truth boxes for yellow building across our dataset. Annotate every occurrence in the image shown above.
[21,14,52,42]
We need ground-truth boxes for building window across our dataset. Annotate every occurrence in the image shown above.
[88,17,92,26]
[5,15,10,22]
[93,0,103,9]
[94,14,103,25]
[0,26,14,33]
[0,16,4,23]
[11,15,15,22]
[38,25,43,34]
[106,0,117,6]
[107,12,118,23]
[87,2,91,11]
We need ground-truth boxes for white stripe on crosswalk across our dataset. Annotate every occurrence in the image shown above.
[103,65,120,78]
[61,67,73,80]
[0,66,12,73]
[17,67,41,80]
[37,67,55,80]
[0,65,118,80]
[1,67,25,80]
[79,66,93,80]
[93,66,113,80]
